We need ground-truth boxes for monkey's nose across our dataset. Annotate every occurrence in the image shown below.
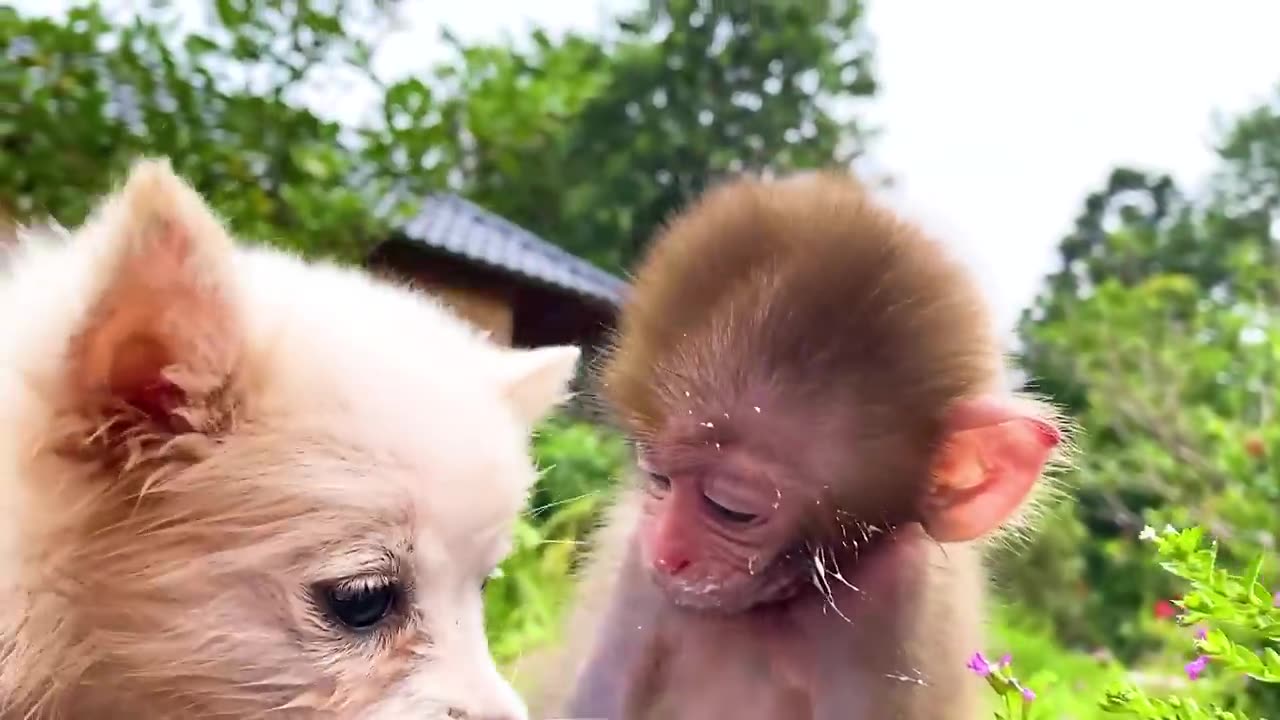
[655,555,691,575]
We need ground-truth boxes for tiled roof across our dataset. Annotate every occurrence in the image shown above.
[395,194,628,307]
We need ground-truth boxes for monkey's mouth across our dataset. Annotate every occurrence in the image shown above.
[651,526,904,614]
[654,569,784,614]
[653,552,813,614]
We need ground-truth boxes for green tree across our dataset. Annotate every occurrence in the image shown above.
[5,0,880,274]
[1024,84,1280,342]
[999,85,1280,715]
[417,0,879,270]
[0,0,424,262]
[1214,84,1280,231]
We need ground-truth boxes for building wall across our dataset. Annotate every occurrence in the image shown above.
[370,258,517,346]
[418,279,515,346]
[365,242,619,353]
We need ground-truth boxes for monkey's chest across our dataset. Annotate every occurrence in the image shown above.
[639,626,814,720]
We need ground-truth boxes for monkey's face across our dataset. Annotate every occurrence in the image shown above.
[634,444,811,613]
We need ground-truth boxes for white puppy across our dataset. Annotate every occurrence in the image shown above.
[0,159,578,719]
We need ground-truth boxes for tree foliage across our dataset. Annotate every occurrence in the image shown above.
[3,0,877,272]
[418,0,878,270]
[1001,84,1280,715]
[0,1,420,262]
[985,527,1280,719]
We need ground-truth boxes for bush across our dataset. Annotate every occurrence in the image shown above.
[484,415,628,665]
[527,414,629,529]
[994,85,1280,673]
[981,526,1280,719]
[984,606,1130,717]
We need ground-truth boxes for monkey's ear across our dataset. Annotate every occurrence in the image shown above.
[922,396,1062,542]
[497,345,582,425]
[65,158,243,426]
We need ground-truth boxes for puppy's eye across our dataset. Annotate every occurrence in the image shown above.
[323,578,398,630]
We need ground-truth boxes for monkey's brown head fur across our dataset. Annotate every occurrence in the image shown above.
[598,171,1063,612]
[604,172,1000,517]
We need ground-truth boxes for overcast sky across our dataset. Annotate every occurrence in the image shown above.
[23,0,1280,332]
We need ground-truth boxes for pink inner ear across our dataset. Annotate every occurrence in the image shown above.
[70,207,235,426]
[110,334,187,422]
[926,396,1061,542]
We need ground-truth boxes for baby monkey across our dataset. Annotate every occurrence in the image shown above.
[552,171,1067,719]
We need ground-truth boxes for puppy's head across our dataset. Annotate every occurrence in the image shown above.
[0,159,578,719]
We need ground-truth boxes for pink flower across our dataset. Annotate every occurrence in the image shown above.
[966,652,992,677]
[1272,591,1280,608]
[1194,625,1207,640]
[1185,655,1209,681]
[999,653,1012,668]
[1021,685,1036,701]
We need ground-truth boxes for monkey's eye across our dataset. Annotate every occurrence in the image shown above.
[637,455,670,492]
[703,496,759,524]
[320,577,398,631]
[645,471,672,491]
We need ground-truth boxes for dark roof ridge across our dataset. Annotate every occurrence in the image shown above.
[396,193,628,307]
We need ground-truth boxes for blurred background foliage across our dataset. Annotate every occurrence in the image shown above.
[0,0,876,271]
[994,83,1280,713]
[4,0,1280,716]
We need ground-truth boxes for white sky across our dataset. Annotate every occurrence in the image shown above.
[21,0,1280,332]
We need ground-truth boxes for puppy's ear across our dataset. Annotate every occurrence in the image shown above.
[65,158,243,431]
[496,345,581,425]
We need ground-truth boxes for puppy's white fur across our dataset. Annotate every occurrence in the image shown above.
[0,159,579,719]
